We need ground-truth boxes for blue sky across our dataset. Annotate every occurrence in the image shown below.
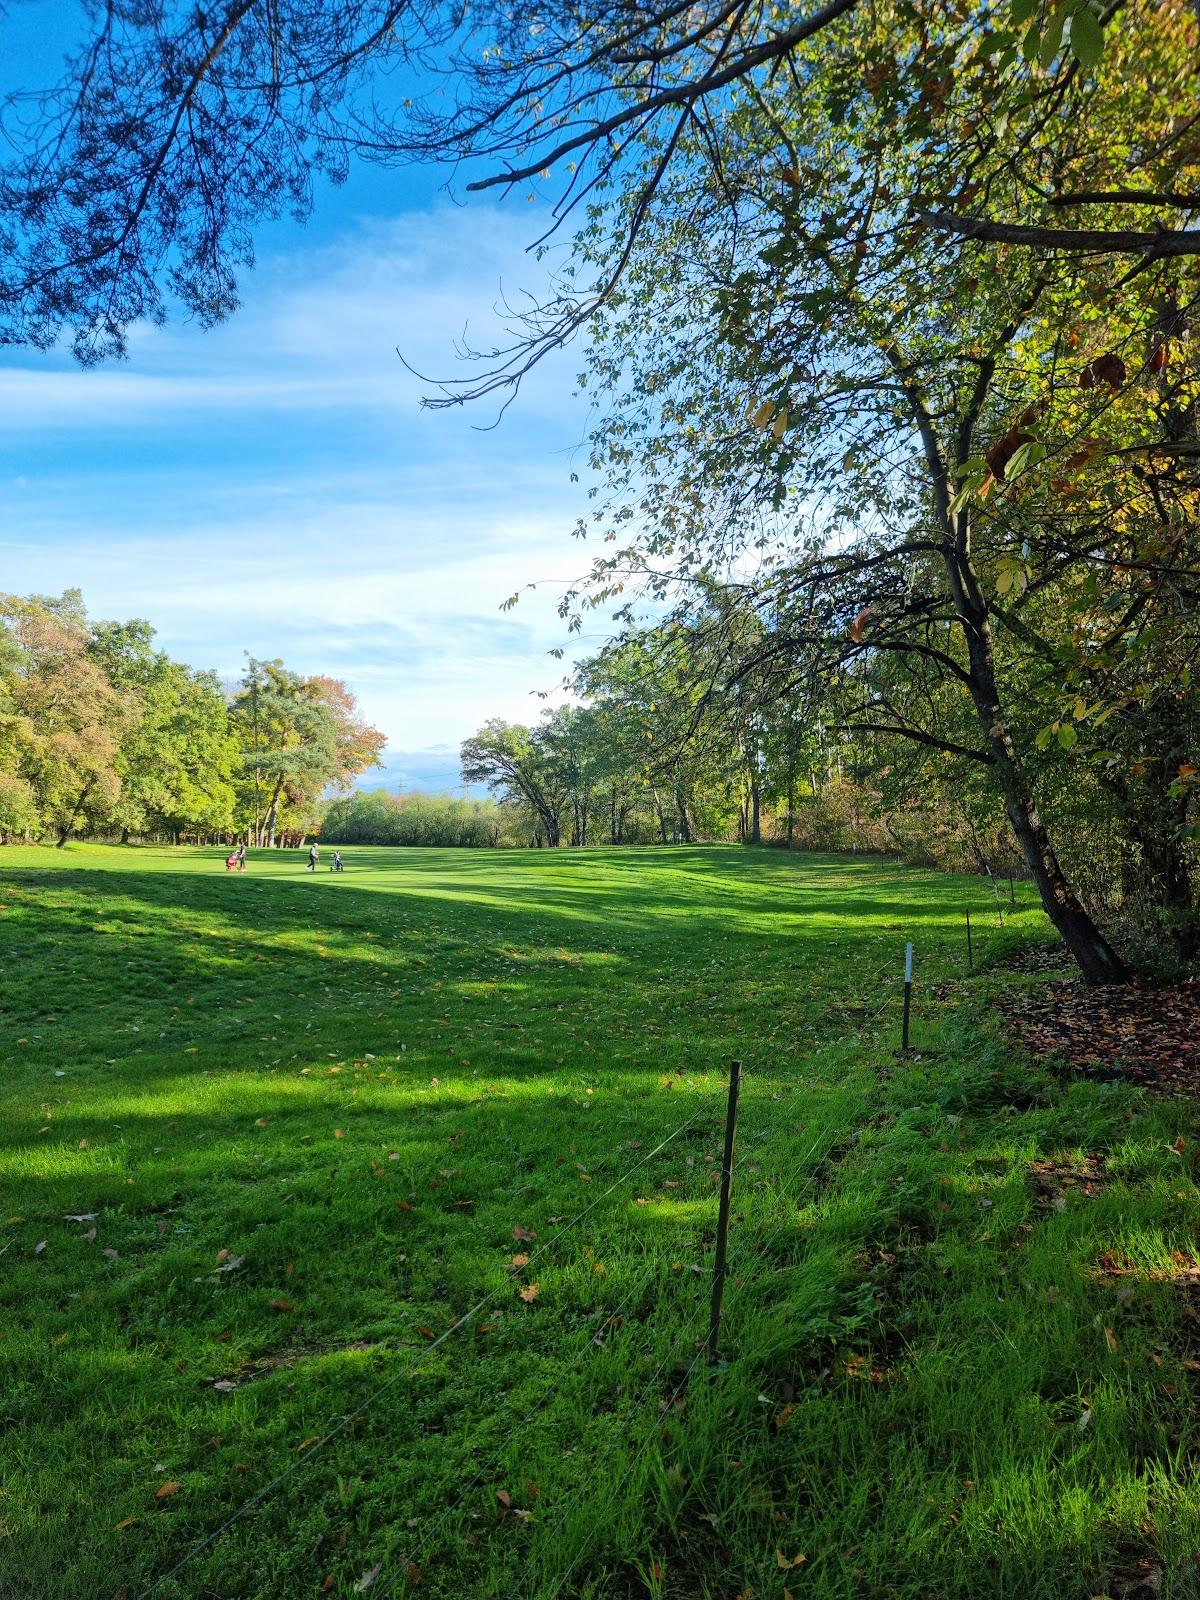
[0,17,608,794]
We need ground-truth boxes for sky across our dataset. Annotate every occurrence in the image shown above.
[0,18,609,796]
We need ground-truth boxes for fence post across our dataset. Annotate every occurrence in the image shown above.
[984,864,1004,927]
[901,942,913,1050]
[1008,874,1016,907]
[965,909,973,975]
[707,1059,742,1366]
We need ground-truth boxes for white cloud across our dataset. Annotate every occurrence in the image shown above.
[0,203,615,759]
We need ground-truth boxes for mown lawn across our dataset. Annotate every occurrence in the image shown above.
[1,843,1198,1600]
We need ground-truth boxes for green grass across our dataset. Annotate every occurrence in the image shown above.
[1,843,1198,1600]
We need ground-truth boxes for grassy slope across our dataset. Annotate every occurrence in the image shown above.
[1,843,1198,1600]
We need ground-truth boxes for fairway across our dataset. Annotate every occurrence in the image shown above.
[2,845,1199,1600]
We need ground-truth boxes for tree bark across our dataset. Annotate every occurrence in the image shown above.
[57,779,93,847]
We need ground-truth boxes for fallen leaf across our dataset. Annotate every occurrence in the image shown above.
[519,1283,541,1303]
[84,1228,97,1243]
[1104,1326,1119,1353]
[776,1550,807,1569]
[496,1489,512,1509]
[65,1212,98,1222]
[268,1298,295,1312]
[354,1564,381,1592]
[322,1577,335,1593]
[254,1117,271,1128]
[510,1253,531,1268]
[212,1379,237,1392]
[334,1129,346,1139]
[103,1247,120,1261]
[155,1481,183,1500]
[34,1240,46,1255]
[774,1403,795,1431]
[512,1223,536,1242]
[404,1562,422,1585]
[114,1517,138,1530]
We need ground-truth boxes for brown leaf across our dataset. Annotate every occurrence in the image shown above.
[1104,1326,1119,1353]
[154,1481,183,1500]
[776,1550,807,1569]
[773,1403,795,1431]
[114,1517,138,1530]
[850,604,874,644]
[518,1283,541,1303]
[334,1129,346,1139]
[404,1562,422,1586]
[322,1577,335,1593]
[512,1223,536,1242]
[496,1489,512,1509]
[268,1298,295,1313]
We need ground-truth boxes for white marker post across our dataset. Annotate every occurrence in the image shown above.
[901,941,913,1051]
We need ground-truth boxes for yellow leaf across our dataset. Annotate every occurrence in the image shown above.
[1104,1326,1119,1353]
[519,1282,541,1303]
[776,1549,807,1569]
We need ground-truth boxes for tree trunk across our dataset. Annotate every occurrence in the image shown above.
[57,780,93,847]
[750,768,761,846]
[959,598,1127,985]
[261,772,285,848]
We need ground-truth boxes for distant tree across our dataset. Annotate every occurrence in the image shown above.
[89,618,239,838]
[0,593,136,845]
[461,719,567,846]
[231,658,383,844]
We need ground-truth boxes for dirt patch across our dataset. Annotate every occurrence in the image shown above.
[993,943,1072,975]
[997,976,1200,1092]
[1027,1152,1108,1210]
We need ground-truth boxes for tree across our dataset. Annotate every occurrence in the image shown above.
[88,618,239,838]
[0,593,136,845]
[549,4,1200,981]
[4,1,1182,387]
[230,661,383,845]
[460,720,568,846]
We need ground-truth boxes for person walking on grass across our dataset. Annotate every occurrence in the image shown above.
[307,842,319,873]
[235,843,246,872]
[331,850,343,873]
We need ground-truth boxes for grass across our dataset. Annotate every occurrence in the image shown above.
[1,842,1198,1600]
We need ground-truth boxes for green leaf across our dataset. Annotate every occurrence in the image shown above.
[1039,2,1071,66]
[1069,5,1104,70]
[1057,723,1078,751]
[1010,0,1039,23]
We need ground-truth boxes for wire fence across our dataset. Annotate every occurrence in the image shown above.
[137,949,930,1600]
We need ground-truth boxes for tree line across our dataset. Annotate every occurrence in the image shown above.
[0,591,385,847]
[0,2,1196,982]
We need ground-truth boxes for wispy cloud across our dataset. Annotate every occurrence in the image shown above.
[0,205,611,757]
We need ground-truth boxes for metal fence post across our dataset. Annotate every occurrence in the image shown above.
[901,942,913,1050]
[965,909,973,975]
[707,1059,742,1366]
